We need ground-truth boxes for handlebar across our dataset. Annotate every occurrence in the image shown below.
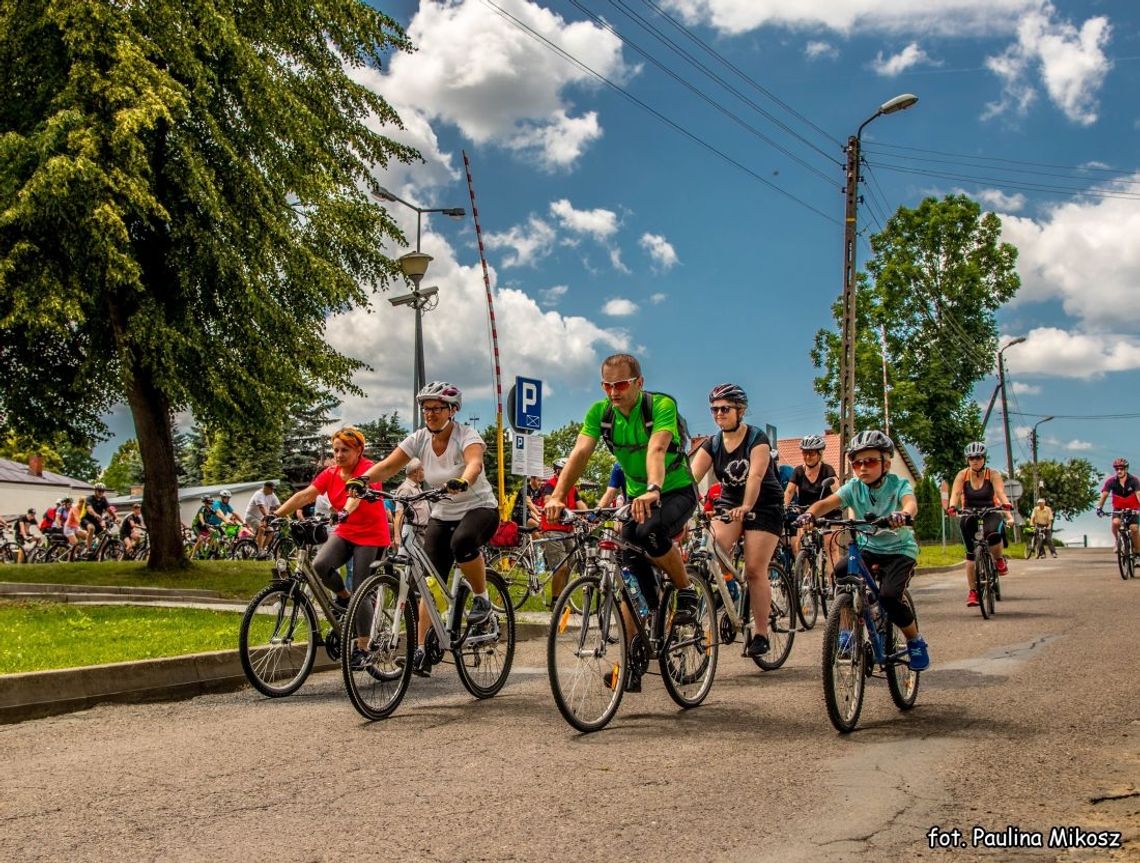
[955,506,1010,517]
[1102,509,1138,517]
[351,487,449,505]
[813,514,914,531]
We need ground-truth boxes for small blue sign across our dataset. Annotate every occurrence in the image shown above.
[514,376,542,431]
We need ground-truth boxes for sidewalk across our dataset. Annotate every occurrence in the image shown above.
[0,582,550,724]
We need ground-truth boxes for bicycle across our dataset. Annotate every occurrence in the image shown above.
[815,515,920,734]
[485,526,588,611]
[237,516,344,697]
[1024,525,1042,560]
[960,506,1008,619]
[547,505,718,733]
[0,530,21,563]
[1103,510,1137,580]
[793,516,832,629]
[687,508,795,671]
[340,488,516,721]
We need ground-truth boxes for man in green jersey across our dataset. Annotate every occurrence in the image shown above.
[545,354,698,687]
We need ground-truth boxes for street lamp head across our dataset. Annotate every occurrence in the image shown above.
[442,207,466,220]
[1041,415,1055,424]
[372,186,398,203]
[880,93,919,115]
[1000,336,1027,354]
[398,251,432,282]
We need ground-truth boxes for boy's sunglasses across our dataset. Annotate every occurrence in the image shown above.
[601,377,638,393]
[850,457,883,469]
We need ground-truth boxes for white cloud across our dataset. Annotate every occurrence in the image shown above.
[375,0,631,170]
[550,199,619,240]
[872,42,938,77]
[540,285,569,305]
[483,216,556,268]
[639,233,679,271]
[602,298,638,316]
[1002,327,1140,379]
[984,5,1112,124]
[326,231,628,424]
[1065,439,1094,451]
[609,247,631,274]
[805,40,838,61]
[650,293,667,304]
[968,187,1027,212]
[1001,176,1140,328]
[1011,382,1040,395]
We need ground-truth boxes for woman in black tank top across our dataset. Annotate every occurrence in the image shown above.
[948,443,1014,609]
[784,437,842,568]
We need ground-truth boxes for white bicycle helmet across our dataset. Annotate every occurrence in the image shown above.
[708,383,748,407]
[416,381,462,409]
[800,434,826,452]
[964,442,987,458]
[847,430,894,457]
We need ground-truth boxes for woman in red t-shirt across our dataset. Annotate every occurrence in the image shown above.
[275,427,389,609]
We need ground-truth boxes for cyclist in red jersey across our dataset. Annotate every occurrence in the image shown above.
[1096,458,1140,558]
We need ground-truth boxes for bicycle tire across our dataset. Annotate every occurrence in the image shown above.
[793,550,819,630]
[485,549,534,611]
[548,573,627,733]
[1117,538,1131,580]
[985,565,997,616]
[822,592,866,734]
[454,571,516,699]
[976,555,992,620]
[754,563,796,671]
[659,571,718,709]
[885,590,920,711]
[0,542,18,564]
[97,539,125,562]
[341,572,415,721]
[229,539,258,560]
[239,583,319,697]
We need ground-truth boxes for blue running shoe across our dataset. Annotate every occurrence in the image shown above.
[906,636,930,671]
[837,629,854,657]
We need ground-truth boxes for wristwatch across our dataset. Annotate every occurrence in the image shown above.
[645,483,662,495]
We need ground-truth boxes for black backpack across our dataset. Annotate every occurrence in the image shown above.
[599,391,691,474]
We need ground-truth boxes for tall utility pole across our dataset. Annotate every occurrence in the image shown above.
[879,323,891,437]
[837,94,917,476]
[996,337,1026,481]
[1031,415,1055,504]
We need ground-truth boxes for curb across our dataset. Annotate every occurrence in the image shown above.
[915,561,967,575]
[0,620,550,725]
[0,582,222,599]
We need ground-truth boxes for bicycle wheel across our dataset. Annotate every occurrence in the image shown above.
[239,583,319,697]
[341,573,415,721]
[485,549,534,611]
[885,590,920,711]
[97,539,125,561]
[659,571,718,708]
[0,543,18,563]
[454,571,516,699]
[548,574,627,733]
[793,550,819,630]
[822,592,866,734]
[230,539,258,560]
[754,564,796,671]
[976,555,992,620]
[1117,539,1131,580]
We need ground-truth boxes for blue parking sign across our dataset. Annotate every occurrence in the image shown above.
[513,376,542,431]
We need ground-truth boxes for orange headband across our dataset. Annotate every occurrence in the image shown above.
[332,428,365,449]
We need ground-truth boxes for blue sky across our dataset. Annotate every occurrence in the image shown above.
[100,1,1139,543]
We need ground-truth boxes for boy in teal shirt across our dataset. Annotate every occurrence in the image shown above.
[798,430,929,671]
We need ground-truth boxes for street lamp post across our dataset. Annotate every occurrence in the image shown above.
[996,336,1026,482]
[373,187,466,430]
[1030,415,1055,504]
[839,93,918,474]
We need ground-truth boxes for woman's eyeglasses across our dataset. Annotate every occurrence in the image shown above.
[601,377,638,393]
[850,457,882,469]
[421,405,450,415]
[709,405,735,415]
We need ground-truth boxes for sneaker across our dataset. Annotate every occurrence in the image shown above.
[836,629,854,657]
[332,595,350,618]
[411,646,432,678]
[467,595,492,627]
[672,588,700,626]
[906,636,930,671]
[995,557,1008,574]
[744,634,769,657]
[1051,553,1058,559]
[349,647,370,671]
[966,589,979,607]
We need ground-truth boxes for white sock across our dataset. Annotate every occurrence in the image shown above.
[476,590,489,601]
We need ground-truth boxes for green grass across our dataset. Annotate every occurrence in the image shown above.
[915,542,1027,569]
[0,601,246,674]
[0,559,275,599]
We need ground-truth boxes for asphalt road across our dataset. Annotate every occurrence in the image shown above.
[2,549,1138,863]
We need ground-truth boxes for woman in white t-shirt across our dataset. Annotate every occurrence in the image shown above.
[349,381,499,677]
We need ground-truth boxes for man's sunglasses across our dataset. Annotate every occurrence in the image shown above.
[850,457,883,469]
[601,377,638,393]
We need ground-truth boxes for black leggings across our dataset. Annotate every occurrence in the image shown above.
[960,512,1004,561]
[833,551,916,629]
[424,507,499,580]
[313,535,384,594]
[620,485,698,609]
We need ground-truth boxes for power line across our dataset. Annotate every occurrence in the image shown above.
[863,148,1140,188]
[478,0,840,225]
[566,0,837,187]
[866,159,1140,202]
[866,142,1139,178]
[1007,410,1140,420]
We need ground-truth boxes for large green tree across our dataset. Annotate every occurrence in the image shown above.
[0,0,417,567]
[543,420,616,494]
[100,438,144,494]
[1014,458,1100,522]
[812,195,1020,482]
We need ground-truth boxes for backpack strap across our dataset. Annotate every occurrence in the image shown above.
[599,402,616,454]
